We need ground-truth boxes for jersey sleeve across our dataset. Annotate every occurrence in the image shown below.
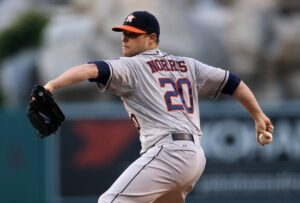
[104,57,138,96]
[192,59,229,100]
[88,61,112,91]
[221,72,241,95]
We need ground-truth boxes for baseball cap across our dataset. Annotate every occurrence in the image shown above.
[112,11,160,38]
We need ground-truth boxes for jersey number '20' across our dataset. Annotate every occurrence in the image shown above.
[159,78,194,113]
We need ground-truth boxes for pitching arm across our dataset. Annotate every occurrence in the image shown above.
[233,81,274,144]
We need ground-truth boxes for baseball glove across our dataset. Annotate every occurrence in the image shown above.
[27,85,65,138]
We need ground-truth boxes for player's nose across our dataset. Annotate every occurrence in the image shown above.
[122,35,129,42]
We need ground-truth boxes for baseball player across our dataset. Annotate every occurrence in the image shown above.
[43,11,274,203]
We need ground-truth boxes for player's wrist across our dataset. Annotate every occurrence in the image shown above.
[251,111,266,121]
[44,82,56,93]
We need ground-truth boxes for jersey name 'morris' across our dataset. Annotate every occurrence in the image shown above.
[146,59,188,73]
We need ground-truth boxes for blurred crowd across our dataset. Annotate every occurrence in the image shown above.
[0,0,300,107]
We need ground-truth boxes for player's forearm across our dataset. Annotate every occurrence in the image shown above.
[233,81,264,120]
[44,63,98,92]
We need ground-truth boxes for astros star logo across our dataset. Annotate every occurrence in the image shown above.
[125,15,136,23]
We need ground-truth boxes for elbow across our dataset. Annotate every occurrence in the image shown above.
[233,81,248,99]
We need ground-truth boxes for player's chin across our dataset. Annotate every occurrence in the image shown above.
[122,47,130,57]
[122,49,135,57]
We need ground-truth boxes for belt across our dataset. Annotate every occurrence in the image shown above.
[172,133,194,142]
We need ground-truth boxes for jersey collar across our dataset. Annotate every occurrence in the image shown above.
[140,48,164,56]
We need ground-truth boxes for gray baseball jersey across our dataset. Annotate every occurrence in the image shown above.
[91,48,228,153]
[89,48,240,203]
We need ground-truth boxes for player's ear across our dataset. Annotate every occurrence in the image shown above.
[149,33,158,44]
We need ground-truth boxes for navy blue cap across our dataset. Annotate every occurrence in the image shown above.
[112,11,160,38]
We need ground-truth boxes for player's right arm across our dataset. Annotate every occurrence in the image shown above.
[191,58,274,144]
[233,80,274,144]
[44,63,98,93]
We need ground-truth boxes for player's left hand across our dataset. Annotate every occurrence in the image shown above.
[27,85,65,138]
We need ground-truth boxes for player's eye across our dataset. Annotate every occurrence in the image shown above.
[123,32,144,39]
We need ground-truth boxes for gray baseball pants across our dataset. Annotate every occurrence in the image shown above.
[98,139,206,203]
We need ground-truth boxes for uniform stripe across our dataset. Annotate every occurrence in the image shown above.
[140,53,157,56]
[212,70,229,100]
[105,62,114,90]
[111,146,164,203]
[140,52,170,57]
[161,53,170,57]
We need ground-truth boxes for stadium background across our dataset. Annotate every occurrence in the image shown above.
[0,0,300,202]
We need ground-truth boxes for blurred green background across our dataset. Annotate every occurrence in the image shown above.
[1,0,300,203]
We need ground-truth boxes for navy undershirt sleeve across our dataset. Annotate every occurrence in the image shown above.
[88,61,111,86]
[221,72,241,95]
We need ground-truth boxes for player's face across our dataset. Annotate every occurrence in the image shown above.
[121,31,151,57]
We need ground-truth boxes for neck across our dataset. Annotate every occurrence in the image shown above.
[148,44,159,50]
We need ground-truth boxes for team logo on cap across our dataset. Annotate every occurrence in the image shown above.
[125,15,136,23]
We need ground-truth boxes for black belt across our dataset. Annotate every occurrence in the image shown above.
[172,133,194,142]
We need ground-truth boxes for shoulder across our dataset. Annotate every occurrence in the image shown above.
[179,56,198,63]
[105,56,138,67]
